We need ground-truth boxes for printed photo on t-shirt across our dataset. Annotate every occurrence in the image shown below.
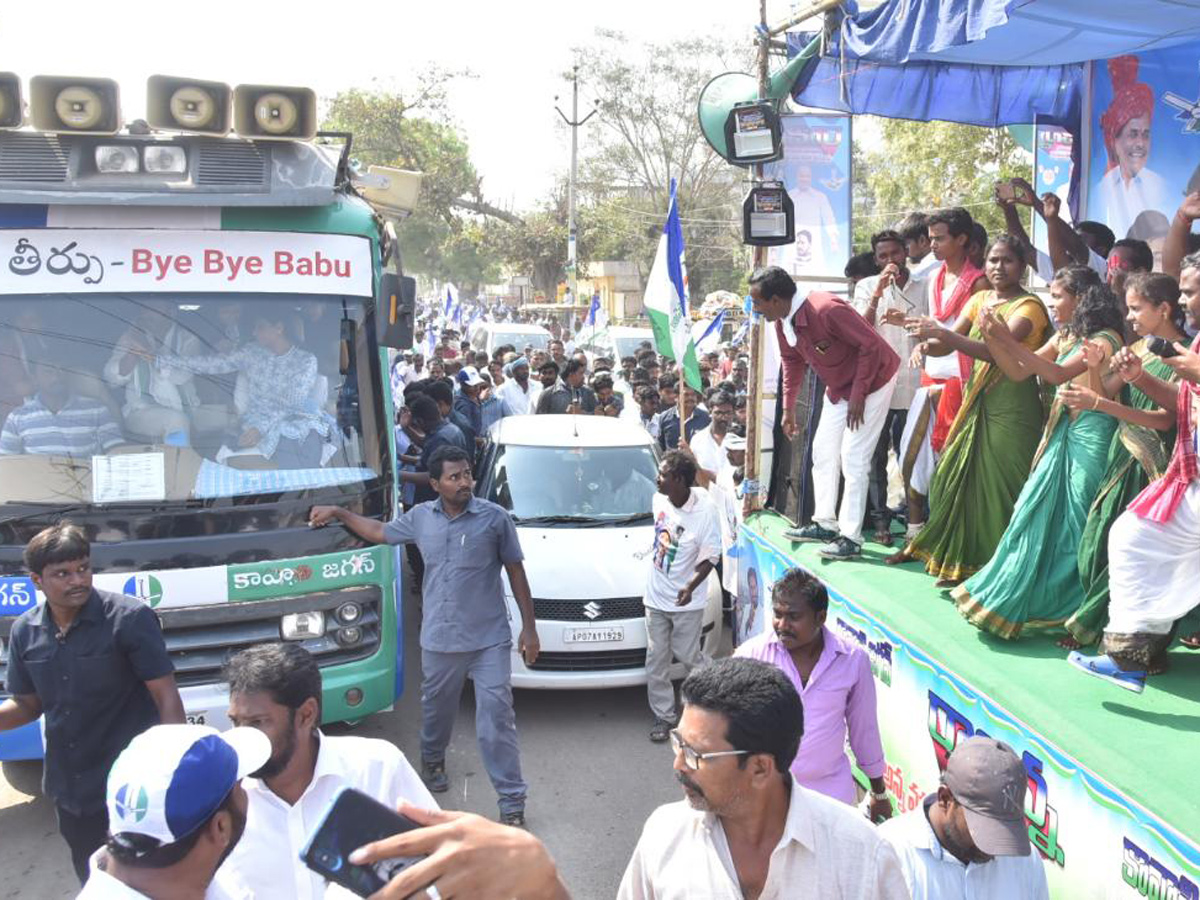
[652,513,684,573]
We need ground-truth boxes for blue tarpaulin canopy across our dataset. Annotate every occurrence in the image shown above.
[790,0,1200,127]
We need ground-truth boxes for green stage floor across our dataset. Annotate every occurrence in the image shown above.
[747,510,1200,840]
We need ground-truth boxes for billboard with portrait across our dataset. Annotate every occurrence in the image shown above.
[1088,47,1200,256]
[765,114,852,280]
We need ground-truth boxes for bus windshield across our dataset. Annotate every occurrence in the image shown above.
[0,292,384,506]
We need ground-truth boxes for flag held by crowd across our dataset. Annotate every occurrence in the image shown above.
[644,179,703,391]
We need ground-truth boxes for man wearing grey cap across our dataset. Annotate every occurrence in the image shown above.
[877,735,1049,899]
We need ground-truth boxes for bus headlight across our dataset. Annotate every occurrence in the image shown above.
[335,601,362,625]
[281,611,325,640]
[95,145,139,173]
[143,145,187,174]
[334,626,363,647]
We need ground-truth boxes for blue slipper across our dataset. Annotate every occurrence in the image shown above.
[1067,651,1146,694]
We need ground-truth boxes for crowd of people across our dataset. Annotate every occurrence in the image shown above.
[0,517,1050,899]
[776,182,1200,695]
[4,181,1199,899]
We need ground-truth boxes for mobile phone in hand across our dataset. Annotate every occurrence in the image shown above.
[300,787,425,897]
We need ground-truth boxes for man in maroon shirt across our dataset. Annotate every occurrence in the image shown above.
[749,266,900,559]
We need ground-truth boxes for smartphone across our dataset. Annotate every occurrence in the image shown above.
[1147,335,1180,359]
[995,180,1017,202]
[300,787,426,898]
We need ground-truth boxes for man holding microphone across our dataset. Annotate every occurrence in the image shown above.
[309,444,539,827]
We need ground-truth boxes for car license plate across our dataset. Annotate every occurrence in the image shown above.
[185,711,209,726]
[562,626,624,644]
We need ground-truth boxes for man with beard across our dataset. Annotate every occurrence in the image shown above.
[618,658,906,899]
[0,523,183,884]
[219,644,435,899]
[495,356,542,415]
[80,723,269,899]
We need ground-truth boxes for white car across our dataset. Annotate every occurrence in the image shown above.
[478,415,723,688]
[469,322,552,358]
[577,325,655,362]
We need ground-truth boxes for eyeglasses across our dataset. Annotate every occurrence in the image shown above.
[669,729,751,771]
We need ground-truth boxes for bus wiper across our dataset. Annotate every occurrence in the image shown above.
[0,500,172,527]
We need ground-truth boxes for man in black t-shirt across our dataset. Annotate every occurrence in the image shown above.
[0,523,183,884]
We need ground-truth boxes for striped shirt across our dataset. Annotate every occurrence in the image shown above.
[0,395,123,457]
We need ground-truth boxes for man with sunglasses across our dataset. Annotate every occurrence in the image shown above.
[618,657,906,899]
[853,230,929,547]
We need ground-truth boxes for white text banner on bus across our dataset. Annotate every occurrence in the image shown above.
[2,229,373,296]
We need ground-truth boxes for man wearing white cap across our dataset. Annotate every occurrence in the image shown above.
[495,357,542,415]
[877,735,1049,899]
[79,723,270,899]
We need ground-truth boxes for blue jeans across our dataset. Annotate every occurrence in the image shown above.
[420,642,526,814]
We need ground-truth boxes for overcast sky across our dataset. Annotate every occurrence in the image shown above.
[2,1,779,209]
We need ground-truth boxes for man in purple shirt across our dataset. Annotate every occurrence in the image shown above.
[735,567,893,822]
[749,265,900,560]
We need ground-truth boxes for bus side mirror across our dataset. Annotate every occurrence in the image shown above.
[378,273,415,349]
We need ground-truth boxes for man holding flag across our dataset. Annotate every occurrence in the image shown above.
[749,265,899,560]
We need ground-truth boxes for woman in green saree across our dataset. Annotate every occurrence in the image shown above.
[890,236,1051,585]
[1057,272,1186,652]
[952,269,1126,639]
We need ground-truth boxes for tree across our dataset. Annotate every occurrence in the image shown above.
[855,117,1030,250]
[322,77,504,292]
[569,31,750,301]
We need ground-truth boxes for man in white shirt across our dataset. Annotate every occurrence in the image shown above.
[685,391,735,488]
[80,723,270,900]
[495,357,542,415]
[853,230,928,546]
[618,657,906,900]
[898,212,940,281]
[643,450,721,743]
[219,644,436,900]
[714,435,746,608]
[878,736,1049,900]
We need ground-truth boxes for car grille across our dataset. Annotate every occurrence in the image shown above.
[533,596,644,622]
[527,649,647,671]
[0,585,383,692]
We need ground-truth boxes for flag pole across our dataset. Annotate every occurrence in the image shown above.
[742,0,771,515]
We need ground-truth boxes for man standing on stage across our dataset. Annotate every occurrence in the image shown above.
[890,208,988,552]
[749,265,900,560]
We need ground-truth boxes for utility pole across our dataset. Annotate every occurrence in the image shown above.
[555,65,598,310]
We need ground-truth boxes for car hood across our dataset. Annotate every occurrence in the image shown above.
[513,525,652,599]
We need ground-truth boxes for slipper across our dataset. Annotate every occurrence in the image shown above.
[1180,633,1200,650]
[1067,651,1145,694]
[873,530,895,547]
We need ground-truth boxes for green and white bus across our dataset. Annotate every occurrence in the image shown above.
[0,76,417,759]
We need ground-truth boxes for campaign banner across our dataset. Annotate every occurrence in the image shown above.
[227,546,385,601]
[765,115,852,281]
[735,523,1200,900]
[1032,125,1076,269]
[1087,46,1200,253]
[0,229,373,296]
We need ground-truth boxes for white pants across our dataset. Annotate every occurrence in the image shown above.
[811,374,897,545]
[1106,479,1200,635]
[898,385,939,497]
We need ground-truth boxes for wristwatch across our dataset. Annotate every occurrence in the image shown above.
[870,790,890,802]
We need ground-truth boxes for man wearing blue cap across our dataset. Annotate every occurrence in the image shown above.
[79,723,271,899]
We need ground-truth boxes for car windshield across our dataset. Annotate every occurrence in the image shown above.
[494,330,549,350]
[0,292,384,507]
[613,336,651,359]
[486,444,658,522]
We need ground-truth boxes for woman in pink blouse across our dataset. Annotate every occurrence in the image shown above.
[735,567,893,821]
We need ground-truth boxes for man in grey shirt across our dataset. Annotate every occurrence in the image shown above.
[309,445,539,826]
